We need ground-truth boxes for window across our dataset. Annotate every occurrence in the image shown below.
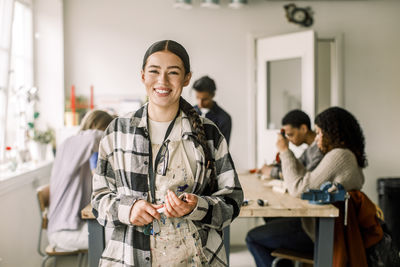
[0,0,33,162]
[0,0,14,161]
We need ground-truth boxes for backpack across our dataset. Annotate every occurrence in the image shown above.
[366,219,400,267]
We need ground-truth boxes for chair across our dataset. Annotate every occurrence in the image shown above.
[36,184,87,267]
[271,248,314,267]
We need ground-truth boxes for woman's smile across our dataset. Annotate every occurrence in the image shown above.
[154,87,172,96]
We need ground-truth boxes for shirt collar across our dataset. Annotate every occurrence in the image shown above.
[130,102,195,137]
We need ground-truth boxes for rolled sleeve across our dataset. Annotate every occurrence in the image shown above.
[183,195,209,221]
[117,195,138,225]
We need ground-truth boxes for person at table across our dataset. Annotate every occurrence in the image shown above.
[47,109,114,251]
[259,109,323,179]
[246,107,366,267]
[193,75,232,144]
[91,40,243,267]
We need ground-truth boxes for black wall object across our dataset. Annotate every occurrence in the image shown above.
[284,3,314,27]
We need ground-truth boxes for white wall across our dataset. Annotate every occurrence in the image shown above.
[61,0,400,203]
[34,0,64,131]
[0,163,51,267]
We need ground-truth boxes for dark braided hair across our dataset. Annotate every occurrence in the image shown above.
[142,40,216,190]
[179,97,216,191]
[315,107,367,168]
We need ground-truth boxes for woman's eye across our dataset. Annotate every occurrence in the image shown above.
[149,70,159,74]
[169,71,179,75]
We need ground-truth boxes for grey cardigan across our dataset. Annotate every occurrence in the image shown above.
[280,148,364,241]
[48,129,103,234]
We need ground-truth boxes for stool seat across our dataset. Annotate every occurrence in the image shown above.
[45,245,88,256]
[37,184,87,267]
[271,248,314,266]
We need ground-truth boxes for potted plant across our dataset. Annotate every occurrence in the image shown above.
[29,128,55,162]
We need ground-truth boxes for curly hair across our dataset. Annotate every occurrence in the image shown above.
[315,107,367,168]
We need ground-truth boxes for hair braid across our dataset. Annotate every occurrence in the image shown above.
[179,97,217,191]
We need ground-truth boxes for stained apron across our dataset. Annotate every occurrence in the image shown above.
[150,129,207,267]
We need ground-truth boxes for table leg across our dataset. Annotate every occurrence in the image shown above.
[314,217,334,267]
[224,226,230,265]
[88,219,105,267]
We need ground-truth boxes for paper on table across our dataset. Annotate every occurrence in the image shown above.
[264,179,287,194]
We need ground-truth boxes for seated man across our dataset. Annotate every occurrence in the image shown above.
[259,109,323,179]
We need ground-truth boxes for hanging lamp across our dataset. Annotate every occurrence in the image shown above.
[201,0,220,9]
[228,0,247,9]
[173,0,193,9]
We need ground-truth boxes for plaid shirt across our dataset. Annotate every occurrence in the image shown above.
[91,103,243,267]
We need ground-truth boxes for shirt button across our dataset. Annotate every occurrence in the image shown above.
[143,193,147,197]
[144,161,148,165]
[145,257,150,261]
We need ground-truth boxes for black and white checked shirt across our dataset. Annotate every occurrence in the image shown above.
[91,102,243,266]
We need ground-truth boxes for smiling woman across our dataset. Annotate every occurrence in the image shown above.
[91,39,243,267]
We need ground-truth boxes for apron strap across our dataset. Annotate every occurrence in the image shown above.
[148,111,180,203]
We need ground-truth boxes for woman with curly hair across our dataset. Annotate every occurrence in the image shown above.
[246,107,366,267]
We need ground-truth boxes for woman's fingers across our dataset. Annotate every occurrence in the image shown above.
[168,190,183,206]
[184,193,197,206]
[164,193,181,217]
[132,213,152,226]
[129,200,161,225]
[163,191,198,218]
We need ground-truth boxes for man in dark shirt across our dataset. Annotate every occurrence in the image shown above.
[193,76,232,144]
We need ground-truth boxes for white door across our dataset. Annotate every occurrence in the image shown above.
[256,30,316,167]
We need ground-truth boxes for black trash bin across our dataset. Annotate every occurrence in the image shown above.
[377,177,400,248]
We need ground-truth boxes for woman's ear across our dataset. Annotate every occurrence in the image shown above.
[183,72,192,87]
[141,70,145,83]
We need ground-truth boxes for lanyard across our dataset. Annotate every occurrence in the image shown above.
[148,111,180,204]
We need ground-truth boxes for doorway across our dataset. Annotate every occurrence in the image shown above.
[254,30,343,166]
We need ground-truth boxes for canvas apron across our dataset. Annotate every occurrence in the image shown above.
[149,120,207,267]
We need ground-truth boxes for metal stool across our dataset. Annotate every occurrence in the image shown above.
[37,184,87,267]
[271,248,314,267]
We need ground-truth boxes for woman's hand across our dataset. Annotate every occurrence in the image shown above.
[276,133,289,153]
[164,190,198,218]
[129,200,163,226]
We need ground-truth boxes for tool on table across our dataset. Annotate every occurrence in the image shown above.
[242,199,254,206]
[301,182,346,204]
[257,199,269,206]
[301,182,350,225]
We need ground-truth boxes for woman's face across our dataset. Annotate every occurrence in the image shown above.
[315,125,324,152]
[141,51,191,111]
